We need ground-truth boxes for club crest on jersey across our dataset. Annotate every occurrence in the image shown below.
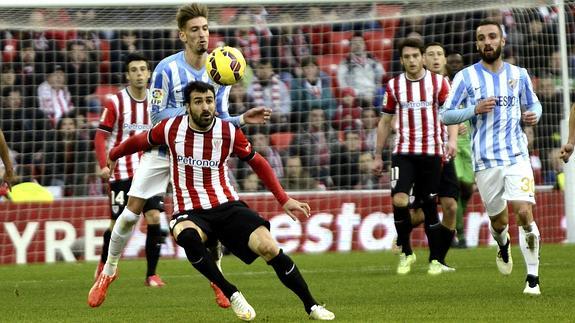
[508,78,518,89]
[112,205,119,214]
[151,89,164,105]
[212,139,222,151]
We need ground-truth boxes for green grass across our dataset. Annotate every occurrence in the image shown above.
[1,244,574,322]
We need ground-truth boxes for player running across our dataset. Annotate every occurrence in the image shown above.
[441,20,542,295]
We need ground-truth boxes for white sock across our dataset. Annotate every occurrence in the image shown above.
[489,223,509,246]
[518,222,540,277]
[103,209,140,276]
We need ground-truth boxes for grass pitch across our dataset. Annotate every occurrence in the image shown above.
[1,244,574,322]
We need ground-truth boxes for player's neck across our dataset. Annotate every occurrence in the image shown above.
[184,50,206,70]
[480,58,504,73]
[405,69,425,81]
[127,86,146,101]
[187,115,214,132]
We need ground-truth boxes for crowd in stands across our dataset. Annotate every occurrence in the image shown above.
[1,4,574,196]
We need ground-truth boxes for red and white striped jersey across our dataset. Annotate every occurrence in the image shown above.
[98,88,151,181]
[149,116,254,213]
[383,71,450,156]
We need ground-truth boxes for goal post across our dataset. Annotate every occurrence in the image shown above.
[0,0,572,265]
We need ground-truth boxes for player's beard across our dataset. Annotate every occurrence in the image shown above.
[191,110,214,129]
[479,44,502,64]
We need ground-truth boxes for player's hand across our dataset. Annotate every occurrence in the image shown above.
[474,97,496,114]
[2,168,13,191]
[522,111,538,126]
[99,166,111,180]
[243,107,272,125]
[444,139,457,161]
[106,157,117,174]
[458,123,468,135]
[372,156,384,176]
[282,198,311,221]
[560,143,574,163]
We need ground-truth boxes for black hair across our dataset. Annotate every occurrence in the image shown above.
[124,52,150,72]
[476,19,503,38]
[183,81,216,105]
[399,38,424,56]
[424,42,445,53]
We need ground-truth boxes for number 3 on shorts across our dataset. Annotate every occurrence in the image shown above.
[520,177,535,194]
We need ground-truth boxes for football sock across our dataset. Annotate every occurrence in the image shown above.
[489,223,509,247]
[176,228,237,298]
[145,224,162,277]
[208,242,224,273]
[518,222,540,277]
[422,198,441,262]
[393,206,413,255]
[103,208,139,276]
[100,229,111,264]
[438,224,455,263]
[267,249,317,314]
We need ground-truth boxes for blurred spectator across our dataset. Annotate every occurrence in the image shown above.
[111,30,144,82]
[290,56,337,125]
[247,59,290,124]
[14,39,45,107]
[302,7,333,56]
[271,13,310,84]
[521,13,557,72]
[330,129,362,189]
[229,82,252,116]
[544,147,564,190]
[534,74,562,178]
[524,126,543,184]
[42,116,92,196]
[356,152,380,189]
[446,52,464,80]
[65,40,100,108]
[1,86,52,179]
[361,107,379,152]
[242,171,261,192]
[246,126,284,179]
[37,64,75,127]
[0,64,18,94]
[290,108,338,186]
[230,13,261,67]
[337,31,385,106]
[332,87,362,131]
[281,155,320,191]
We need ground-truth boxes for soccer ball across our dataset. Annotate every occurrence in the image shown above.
[206,46,246,86]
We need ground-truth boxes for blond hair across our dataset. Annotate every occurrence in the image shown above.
[176,3,209,30]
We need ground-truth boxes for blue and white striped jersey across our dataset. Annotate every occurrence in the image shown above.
[148,51,237,126]
[441,62,540,171]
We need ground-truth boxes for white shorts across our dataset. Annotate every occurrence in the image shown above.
[475,160,536,216]
[128,148,170,199]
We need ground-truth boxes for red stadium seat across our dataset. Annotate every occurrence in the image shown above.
[327,31,353,56]
[363,29,394,72]
[270,132,294,153]
[317,54,344,98]
[209,33,225,49]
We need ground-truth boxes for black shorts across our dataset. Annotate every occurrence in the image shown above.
[391,154,442,201]
[438,159,459,199]
[169,201,270,264]
[109,179,164,220]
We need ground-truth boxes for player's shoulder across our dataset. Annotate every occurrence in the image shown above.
[154,51,184,73]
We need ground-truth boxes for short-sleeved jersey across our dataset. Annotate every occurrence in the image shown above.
[149,116,254,213]
[442,62,540,171]
[148,51,231,125]
[383,70,450,156]
[98,88,151,181]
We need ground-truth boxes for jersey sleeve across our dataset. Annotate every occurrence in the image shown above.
[148,119,169,146]
[214,83,232,119]
[382,79,398,115]
[148,62,172,124]
[442,71,467,111]
[519,68,539,106]
[232,128,255,161]
[97,98,118,133]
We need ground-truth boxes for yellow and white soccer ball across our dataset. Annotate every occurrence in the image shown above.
[206,46,246,86]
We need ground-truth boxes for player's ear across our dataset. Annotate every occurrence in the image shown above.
[179,30,186,43]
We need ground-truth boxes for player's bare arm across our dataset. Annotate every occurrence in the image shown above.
[0,129,14,190]
[560,103,575,162]
[444,124,459,160]
[373,114,393,176]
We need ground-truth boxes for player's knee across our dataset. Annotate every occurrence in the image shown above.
[144,210,161,225]
[256,242,279,260]
[176,228,205,263]
[516,205,533,224]
[126,196,146,214]
[392,193,409,207]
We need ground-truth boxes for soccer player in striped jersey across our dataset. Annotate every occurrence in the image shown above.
[107,81,335,321]
[373,38,452,275]
[88,3,271,309]
[93,52,166,287]
[441,20,543,295]
[560,103,575,163]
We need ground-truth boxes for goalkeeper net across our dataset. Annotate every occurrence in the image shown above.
[0,0,572,264]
